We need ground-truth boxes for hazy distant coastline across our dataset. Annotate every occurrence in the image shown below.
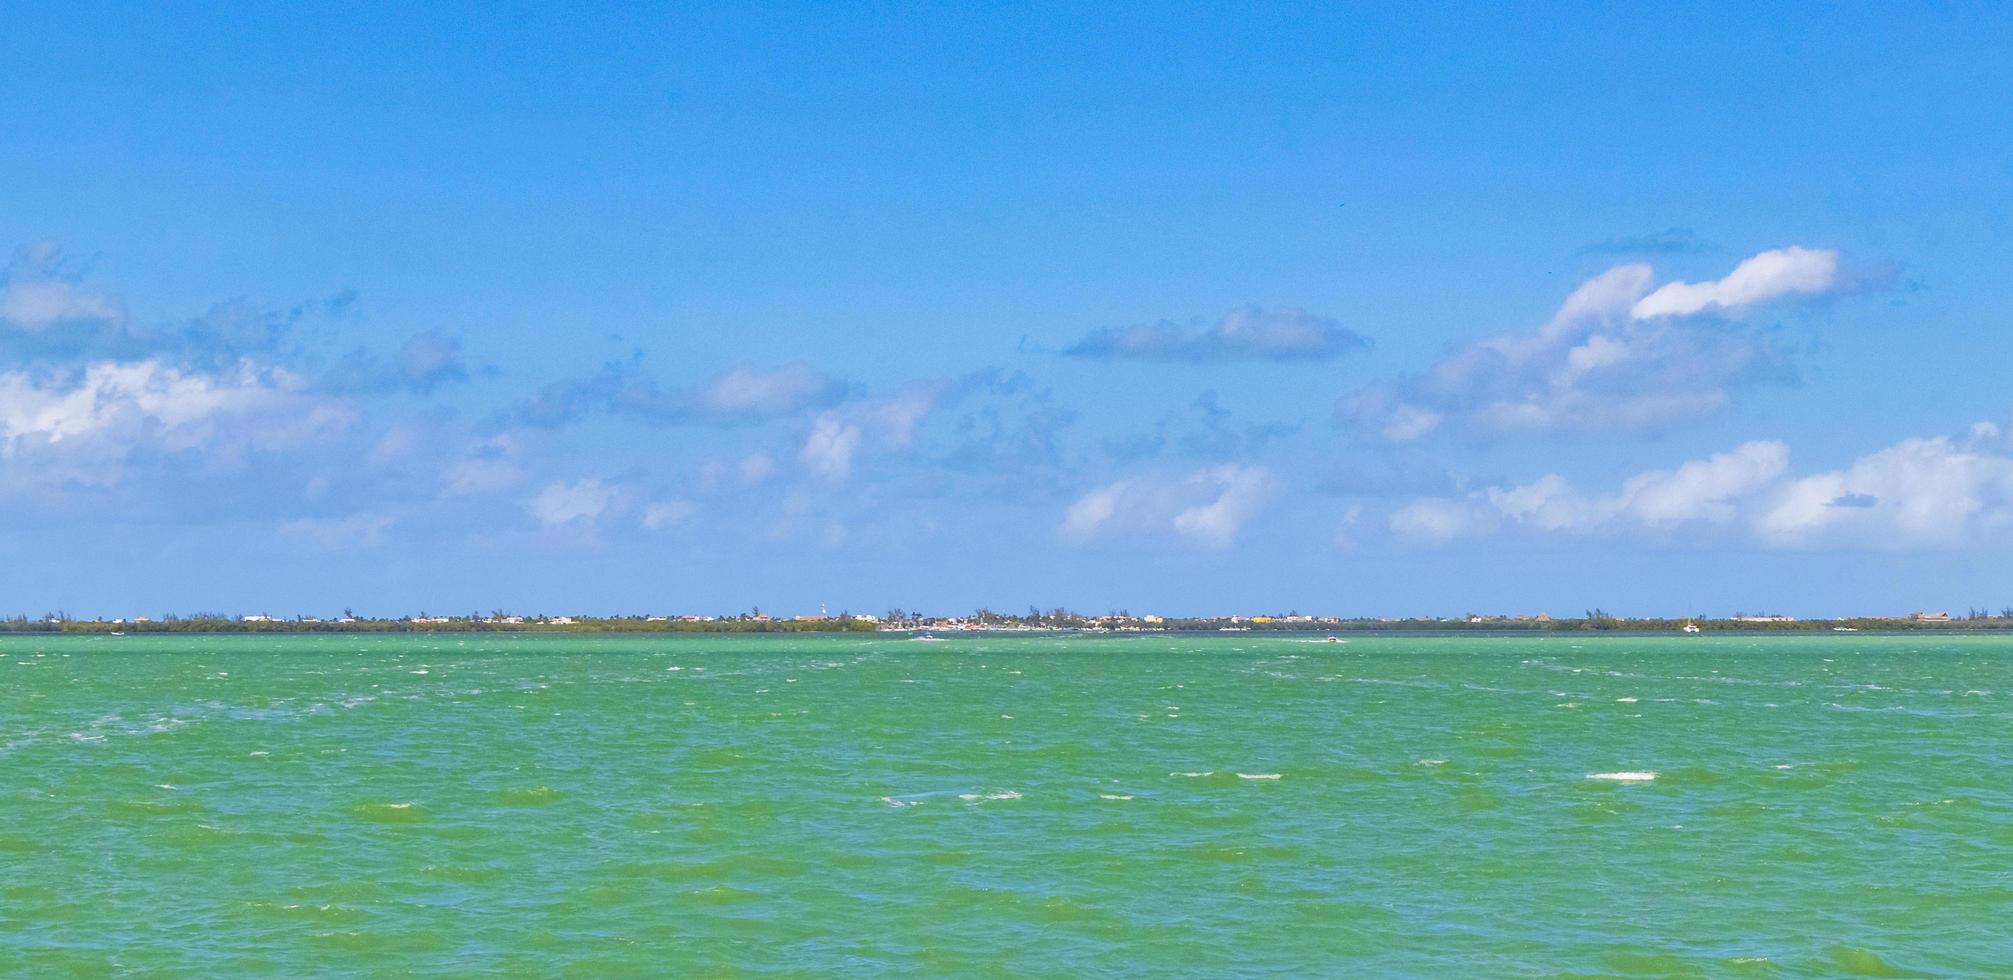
[12,609,2012,636]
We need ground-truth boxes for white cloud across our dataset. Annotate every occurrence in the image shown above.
[1377,404,1442,442]
[1062,465,1273,547]
[1384,428,2013,551]
[701,364,842,418]
[1171,466,1274,547]
[801,414,863,483]
[529,479,619,527]
[1393,441,1790,542]
[1631,246,1839,319]
[1622,441,1790,526]
[1063,482,1126,536]
[858,385,939,449]
[0,279,124,329]
[1483,474,1601,531]
[0,241,126,330]
[1547,264,1656,334]
[443,435,531,497]
[1389,496,1490,545]
[1757,435,2013,546]
[1344,247,1842,442]
[796,382,948,485]
[0,359,351,485]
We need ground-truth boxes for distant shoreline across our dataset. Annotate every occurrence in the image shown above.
[12,620,2013,638]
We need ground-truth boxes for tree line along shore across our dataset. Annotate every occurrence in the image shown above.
[5,609,2013,635]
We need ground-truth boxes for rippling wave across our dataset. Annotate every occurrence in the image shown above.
[1,632,2008,973]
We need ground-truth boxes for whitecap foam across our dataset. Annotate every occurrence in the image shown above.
[1615,696,1638,703]
[1416,759,1446,766]
[1099,793,1133,800]
[1237,773,1282,780]
[1586,771,1656,782]
[1170,771,1214,777]
[957,790,1022,802]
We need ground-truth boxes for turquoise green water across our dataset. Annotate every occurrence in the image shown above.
[3,633,2008,976]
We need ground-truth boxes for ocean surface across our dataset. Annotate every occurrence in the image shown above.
[3,632,2007,976]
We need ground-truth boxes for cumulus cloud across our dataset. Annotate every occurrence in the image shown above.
[1063,465,1273,547]
[1757,433,2013,546]
[1386,426,2013,550]
[1066,306,1367,362]
[0,359,354,486]
[1622,442,1792,525]
[0,244,355,368]
[700,364,843,418]
[1388,496,1488,545]
[0,241,124,331]
[1392,441,1789,543]
[443,434,533,497]
[784,371,1077,488]
[793,378,951,484]
[1342,247,1842,442]
[1631,246,1839,319]
[0,279,124,329]
[528,479,621,527]
[801,414,863,483]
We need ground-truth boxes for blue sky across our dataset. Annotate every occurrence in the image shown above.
[4,4,2013,618]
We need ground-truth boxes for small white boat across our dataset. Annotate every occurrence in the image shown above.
[1832,626,1859,632]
